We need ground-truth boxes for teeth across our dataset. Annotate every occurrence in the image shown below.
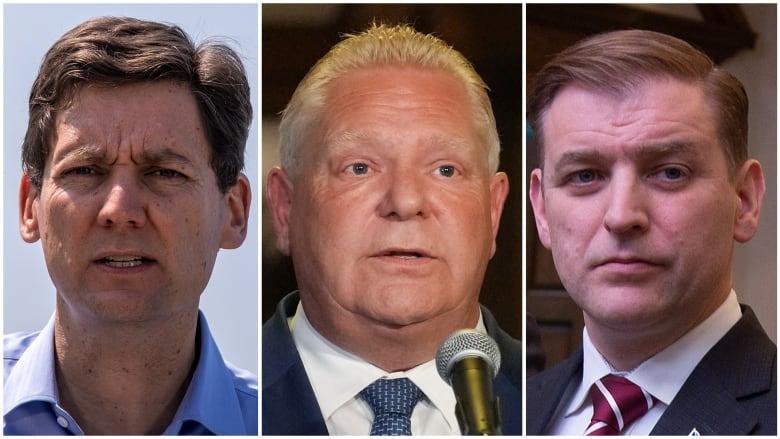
[103,256,144,268]
[390,252,421,259]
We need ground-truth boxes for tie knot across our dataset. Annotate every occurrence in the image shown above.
[361,378,423,435]
[361,378,423,415]
[586,375,656,435]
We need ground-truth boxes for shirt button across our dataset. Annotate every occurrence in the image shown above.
[57,416,69,428]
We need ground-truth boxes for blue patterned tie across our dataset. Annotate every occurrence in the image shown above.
[361,378,423,435]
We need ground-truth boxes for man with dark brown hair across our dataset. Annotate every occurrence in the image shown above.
[4,16,256,435]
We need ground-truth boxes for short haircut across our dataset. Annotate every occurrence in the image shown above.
[23,16,252,192]
[279,22,500,176]
[528,29,748,177]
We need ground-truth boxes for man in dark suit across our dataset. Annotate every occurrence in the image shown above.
[263,23,523,435]
[527,29,775,435]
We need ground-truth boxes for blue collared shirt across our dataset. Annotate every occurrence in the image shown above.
[4,311,257,435]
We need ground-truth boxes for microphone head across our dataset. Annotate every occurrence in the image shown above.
[435,329,501,382]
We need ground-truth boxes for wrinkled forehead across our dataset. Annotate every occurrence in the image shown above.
[49,82,208,165]
[539,78,711,155]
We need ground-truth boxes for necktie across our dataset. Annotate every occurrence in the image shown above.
[361,377,423,436]
[585,374,656,435]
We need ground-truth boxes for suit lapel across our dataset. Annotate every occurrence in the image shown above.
[651,306,773,435]
[262,292,329,435]
[650,361,758,435]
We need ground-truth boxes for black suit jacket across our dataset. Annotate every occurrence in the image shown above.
[526,306,776,435]
[262,292,522,435]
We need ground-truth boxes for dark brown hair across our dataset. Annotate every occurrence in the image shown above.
[23,16,252,192]
[528,29,748,176]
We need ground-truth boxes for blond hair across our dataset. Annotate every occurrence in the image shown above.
[279,22,500,176]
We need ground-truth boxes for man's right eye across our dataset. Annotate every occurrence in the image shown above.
[349,163,369,175]
[66,167,94,176]
[570,169,598,184]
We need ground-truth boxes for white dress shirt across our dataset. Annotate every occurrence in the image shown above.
[290,301,487,435]
[549,290,742,435]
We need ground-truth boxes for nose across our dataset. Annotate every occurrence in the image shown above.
[377,168,430,221]
[97,174,147,228]
[603,174,649,235]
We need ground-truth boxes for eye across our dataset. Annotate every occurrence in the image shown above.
[570,169,598,184]
[348,162,370,175]
[151,168,185,179]
[660,167,685,180]
[65,167,96,176]
[648,165,690,187]
[437,165,456,178]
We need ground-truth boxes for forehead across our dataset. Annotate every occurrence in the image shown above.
[58,81,200,126]
[542,79,718,161]
[52,81,208,160]
[317,65,482,147]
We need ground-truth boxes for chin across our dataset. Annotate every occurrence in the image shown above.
[83,296,166,324]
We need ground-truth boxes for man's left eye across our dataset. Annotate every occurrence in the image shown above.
[437,165,456,177]
[154,169,183,178]
[662,167,684,179]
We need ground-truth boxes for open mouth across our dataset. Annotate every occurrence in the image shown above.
[100,256,153,268]
[379,249,428,259]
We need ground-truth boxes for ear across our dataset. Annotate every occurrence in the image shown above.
[219,173,252,249]
[266,166,294,255]
[529,168,552,249]
[19,173,41,243]
[733,159,765,243]
[488,172,510,257]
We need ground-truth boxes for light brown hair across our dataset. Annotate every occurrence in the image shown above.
[528,29,748,177]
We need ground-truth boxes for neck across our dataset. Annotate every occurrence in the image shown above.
[304,299,481,372]
[585,302,723,371]
[53,306,199,435]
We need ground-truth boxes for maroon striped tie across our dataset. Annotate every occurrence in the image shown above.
[585,375,656,435]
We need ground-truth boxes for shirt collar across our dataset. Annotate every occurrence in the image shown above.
[291,301,486,433]
[4,311,255,435]
[565,290,742,416]
[164,311,255,435]
[4,314,59,412]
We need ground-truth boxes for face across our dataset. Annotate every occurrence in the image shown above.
[20,81,250,324]
[530,79,763,338]
[269,66,508,331]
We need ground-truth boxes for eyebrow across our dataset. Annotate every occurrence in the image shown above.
[552,141,699,174]
[54,143,195,167]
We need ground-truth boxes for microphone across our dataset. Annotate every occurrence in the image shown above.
[436,329,502,435]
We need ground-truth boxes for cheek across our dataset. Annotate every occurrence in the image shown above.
[546,199,596,247]
[38,194,82,243]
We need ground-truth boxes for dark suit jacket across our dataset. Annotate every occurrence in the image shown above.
[526,305,776,435]
[262,292,522,435]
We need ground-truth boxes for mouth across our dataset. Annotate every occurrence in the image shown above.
[593,256,665,277]
[598,257,657,266]
[375,248,432,260]
[99,256,154,268]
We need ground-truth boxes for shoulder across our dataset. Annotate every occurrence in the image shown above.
[4,331,41,365]
[5,331,41,352]
[527,347,583,393]
[225,361,258,397]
